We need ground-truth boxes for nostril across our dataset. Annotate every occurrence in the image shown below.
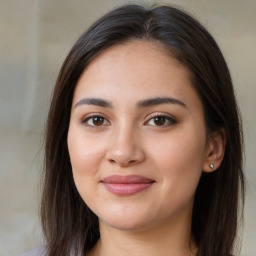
[107,157,139,167]
[106,142,145,166]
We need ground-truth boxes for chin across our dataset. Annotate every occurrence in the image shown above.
[105,219,150,231]
[98,208,157,232]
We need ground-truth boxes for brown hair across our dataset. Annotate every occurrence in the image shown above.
[41,4,244,256]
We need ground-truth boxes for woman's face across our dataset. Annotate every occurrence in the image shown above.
[68,40,213,231]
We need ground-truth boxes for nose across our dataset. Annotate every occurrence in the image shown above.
[106,125,145,167]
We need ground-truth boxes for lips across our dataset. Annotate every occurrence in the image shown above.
[101,175,154,196]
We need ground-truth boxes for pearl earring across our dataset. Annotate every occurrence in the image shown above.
[209,163,214,169]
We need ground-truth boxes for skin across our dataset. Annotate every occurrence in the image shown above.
[67,40,225,256]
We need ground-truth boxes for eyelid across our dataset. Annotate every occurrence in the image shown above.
[144,112,177,126]
[79,112,176,127]
[81,113,110,126]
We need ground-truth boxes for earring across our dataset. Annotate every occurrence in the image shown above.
[209,163,214,169]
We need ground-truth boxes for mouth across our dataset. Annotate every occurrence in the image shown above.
[101,175,155,196]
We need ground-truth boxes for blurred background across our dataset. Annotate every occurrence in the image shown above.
[0,0,255,255]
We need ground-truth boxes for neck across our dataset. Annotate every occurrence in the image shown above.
[88,211,197,256]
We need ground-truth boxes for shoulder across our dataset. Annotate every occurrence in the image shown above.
[18,246,46,256]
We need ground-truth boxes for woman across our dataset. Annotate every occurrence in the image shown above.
[20,4,244,256]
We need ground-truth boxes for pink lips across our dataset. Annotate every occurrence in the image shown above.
[101,175,154,196]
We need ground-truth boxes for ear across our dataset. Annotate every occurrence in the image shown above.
[203,129,226,173]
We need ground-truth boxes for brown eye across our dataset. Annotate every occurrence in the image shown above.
[92,116,104,126]
[82,115,109,127]
[147,115,176,127]
[153,116,166,126]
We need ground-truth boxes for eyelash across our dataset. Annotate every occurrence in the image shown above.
[81,113,177,128]
[145,113,177,127]
[81,114,110,127]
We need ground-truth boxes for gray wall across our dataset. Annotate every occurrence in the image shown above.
[0,0,255,255]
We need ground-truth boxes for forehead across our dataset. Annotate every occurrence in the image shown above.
[73,40,197,107]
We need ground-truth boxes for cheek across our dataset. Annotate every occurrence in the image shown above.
[148,133,205,216]
[67,130,107,208]
[148,129,206,190]
[67,129,106,181]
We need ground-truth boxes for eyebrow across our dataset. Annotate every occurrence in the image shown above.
[137,97,187,108]
[74,98,113,109]
[74,97,186,109]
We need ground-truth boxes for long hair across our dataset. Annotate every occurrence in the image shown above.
[41,4,244,256]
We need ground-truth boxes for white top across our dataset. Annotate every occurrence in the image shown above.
[18,246,46,256]
[18,246,80,256]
